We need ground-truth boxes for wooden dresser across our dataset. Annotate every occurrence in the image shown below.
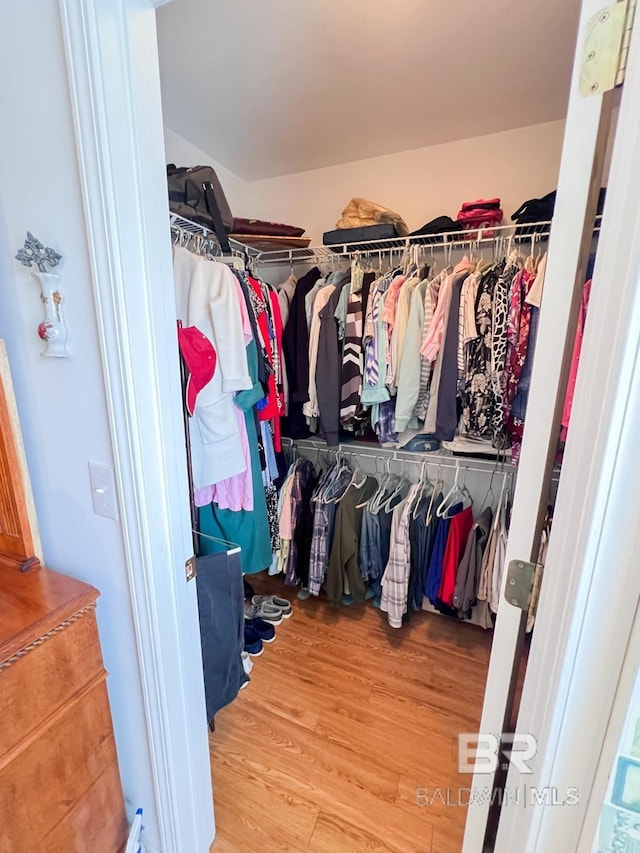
[0,341,127,852]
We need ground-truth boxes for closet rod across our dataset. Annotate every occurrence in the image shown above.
[282,437,518,478]
[283,438,562,483]
[254,216,602,267]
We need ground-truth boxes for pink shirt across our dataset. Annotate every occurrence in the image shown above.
[421,258,469,362]
[196,405,253,510]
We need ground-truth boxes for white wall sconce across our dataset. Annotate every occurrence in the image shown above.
[15,232,69,358]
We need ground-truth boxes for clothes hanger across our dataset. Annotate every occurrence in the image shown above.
[322,449,358,503]
[436,463,473,517]
[382,459,410,512]
[425,464,443,526]
[411,459,432,519]
[356,456,382,509]
[479,468,498,513]
[369,458,394,513]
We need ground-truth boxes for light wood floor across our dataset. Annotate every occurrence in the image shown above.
[209,572,493,853]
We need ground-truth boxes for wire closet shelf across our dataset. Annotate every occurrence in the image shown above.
[170,212,261,261]
[251,216,602,267]
[170,211,601,269]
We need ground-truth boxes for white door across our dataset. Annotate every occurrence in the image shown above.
[464,0,638,849]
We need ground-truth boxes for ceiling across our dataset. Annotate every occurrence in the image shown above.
[157,0,580,181]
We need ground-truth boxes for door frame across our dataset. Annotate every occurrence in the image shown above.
[58,0,640,850]
[58,1,214,852]
[494,10,640,850]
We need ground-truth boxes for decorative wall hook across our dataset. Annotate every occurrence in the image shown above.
[15,232,69,358]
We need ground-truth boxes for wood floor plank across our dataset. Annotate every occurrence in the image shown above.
[209,572,490,851]
[308,808,433,853]
[212,701,400,805]
[211,754,320,847]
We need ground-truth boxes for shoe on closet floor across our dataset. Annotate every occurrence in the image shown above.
[251,594,293,619]
[243,625,263,657]
[244,601,283,626]
[241,650,253,675]
[246,617,276,644]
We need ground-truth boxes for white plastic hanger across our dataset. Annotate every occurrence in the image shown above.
[425,465,444,527]
[436,463,473,518]
[411,459,432,519]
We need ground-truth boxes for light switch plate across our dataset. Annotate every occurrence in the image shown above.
[88,461,119,521]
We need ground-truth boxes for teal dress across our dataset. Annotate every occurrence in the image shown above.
[198,339,272,573]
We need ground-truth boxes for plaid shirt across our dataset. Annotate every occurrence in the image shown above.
[380,484,420,628]
[308,467,351,595]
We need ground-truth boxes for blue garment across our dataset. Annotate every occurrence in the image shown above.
[424,502,462,605]
[359,508,381,582]
[376,398,398,444]
[408,494,441,610]
[511,306,540,421]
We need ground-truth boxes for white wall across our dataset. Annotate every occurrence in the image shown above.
[245,120,567,243]
[0,1,159,846]
[164,125,250,216]
[165,119,566,243]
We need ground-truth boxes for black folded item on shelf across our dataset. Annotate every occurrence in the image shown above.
[322,223,400,252]
[409,215,460,241]
[512,188,606,235]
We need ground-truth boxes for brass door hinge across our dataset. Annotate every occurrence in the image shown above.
[580,0,637,95]
[185,555,197,581]
[505,560,536,611]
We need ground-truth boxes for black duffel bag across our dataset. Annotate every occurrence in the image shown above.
[167,164,233,253]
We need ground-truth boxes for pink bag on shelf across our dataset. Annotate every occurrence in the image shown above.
[456,198,503,238]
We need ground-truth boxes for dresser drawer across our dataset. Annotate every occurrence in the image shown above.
[0,675,126,852]
[0,605,105,759]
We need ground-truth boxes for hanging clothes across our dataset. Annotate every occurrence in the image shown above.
[408,493,441,611]
[198,333,272,573]
[452,506,493,617]
[325,475,377,605]
[394,279,429,433]
[380,484,421,628]
[282,266,322,438]
[437,503,474,608]
[308,465,352,596]
[281,458,316,585]
[434,267,471,440]
[461,262,505,438]
[173,246,252,488]
[340,286,364,427]
[317,274,351,445]
[490,262,519,444]
[424,502,462,606]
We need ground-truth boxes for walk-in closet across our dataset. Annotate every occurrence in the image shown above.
[153,1,621,850]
